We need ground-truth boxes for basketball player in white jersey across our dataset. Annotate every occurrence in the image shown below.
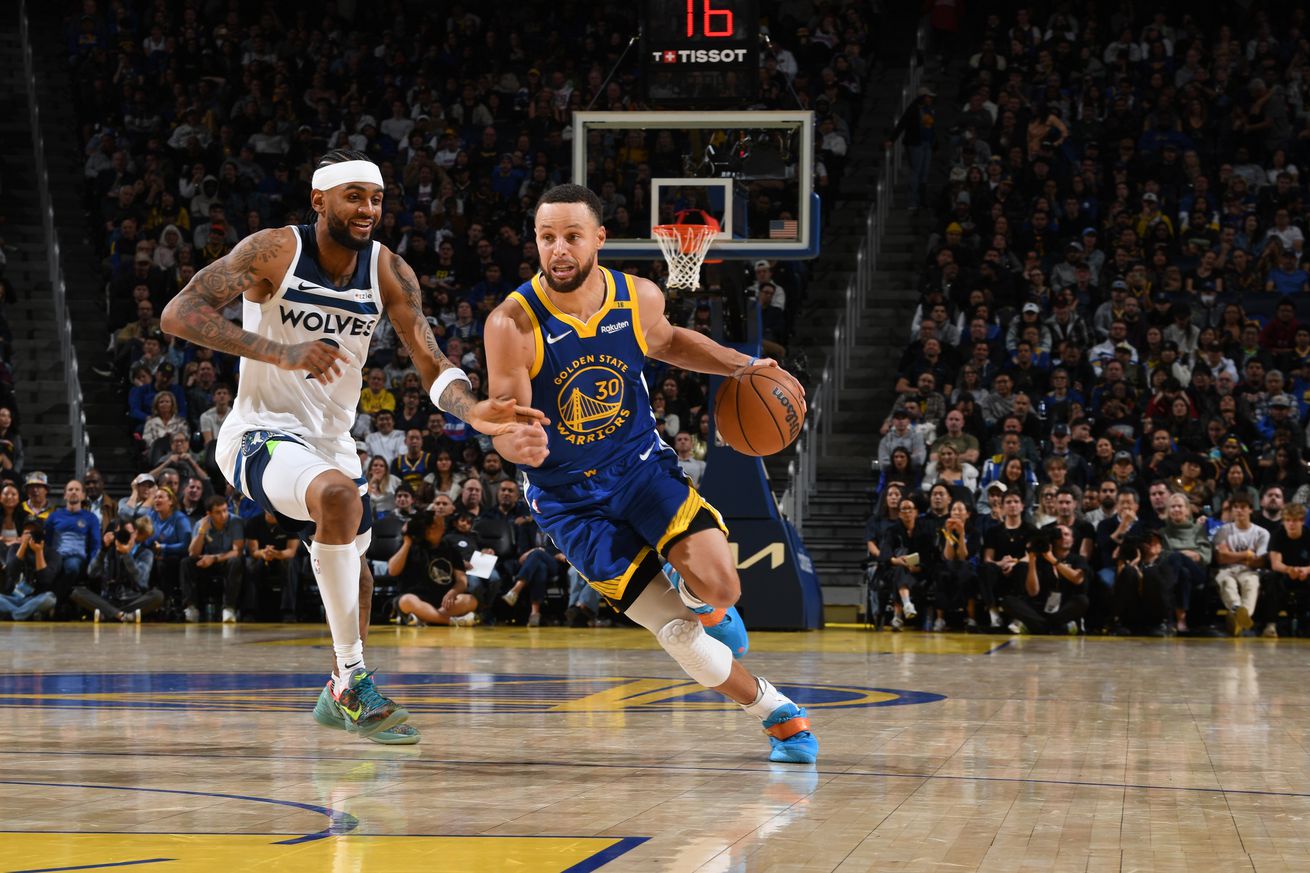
[161,150,549,743]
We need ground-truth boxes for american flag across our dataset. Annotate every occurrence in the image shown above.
[769,219,799,239]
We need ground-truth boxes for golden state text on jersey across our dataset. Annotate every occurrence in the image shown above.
[509,267,659,488]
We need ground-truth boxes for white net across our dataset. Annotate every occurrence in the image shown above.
[653,224,717,291]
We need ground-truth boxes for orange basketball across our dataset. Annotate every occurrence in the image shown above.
[714,365,806,456]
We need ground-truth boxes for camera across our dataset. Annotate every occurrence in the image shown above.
[1027,528,1057,553]
[404,511,437,540]
[113,521,133,544]
[23,521,43,543]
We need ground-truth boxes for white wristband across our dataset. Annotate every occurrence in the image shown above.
[431,367,472,412]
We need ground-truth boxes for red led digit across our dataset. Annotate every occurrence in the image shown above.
[703,0,734,36]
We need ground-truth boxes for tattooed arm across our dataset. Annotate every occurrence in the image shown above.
[379,248,550,455]
[161,228,349,383]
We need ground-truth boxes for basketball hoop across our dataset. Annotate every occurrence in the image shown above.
[653,224,717,292]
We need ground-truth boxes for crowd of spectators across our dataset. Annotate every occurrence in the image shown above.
[0,0,876,624]
[872,6,1310,637]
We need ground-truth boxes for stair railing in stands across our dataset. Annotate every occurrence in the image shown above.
[19,0,93,478]
[781,19,927,537]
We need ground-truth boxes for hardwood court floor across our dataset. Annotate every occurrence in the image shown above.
[2,622,1309,872]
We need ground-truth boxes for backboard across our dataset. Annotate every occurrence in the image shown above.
[571,110,819,260]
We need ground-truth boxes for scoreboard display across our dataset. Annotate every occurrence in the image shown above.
[642,0,759,105]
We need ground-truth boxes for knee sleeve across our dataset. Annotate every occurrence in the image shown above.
[655,618,734,688]
[354,528,372,558]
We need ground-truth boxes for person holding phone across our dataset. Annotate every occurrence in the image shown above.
[878,497,936,630]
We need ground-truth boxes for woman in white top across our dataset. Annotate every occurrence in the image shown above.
[426,450,466,502]
[365,455,402,516]
[141,391,190,446]
[920,443,979,495]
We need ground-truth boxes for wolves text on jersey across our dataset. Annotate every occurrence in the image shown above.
[279,306,377,337]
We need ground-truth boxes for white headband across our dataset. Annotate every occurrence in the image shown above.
[312,160,384,192]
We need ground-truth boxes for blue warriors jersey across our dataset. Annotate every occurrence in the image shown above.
[508,267,657,489]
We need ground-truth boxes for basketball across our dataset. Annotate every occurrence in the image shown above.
[714,365,806,456]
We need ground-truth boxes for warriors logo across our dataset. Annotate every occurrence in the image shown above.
[553,355,632,444]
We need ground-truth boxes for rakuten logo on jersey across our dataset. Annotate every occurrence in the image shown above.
[279,307,377,337]
[650,48,749,64]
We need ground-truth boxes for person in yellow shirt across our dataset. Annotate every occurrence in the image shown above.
[358,368,397,416]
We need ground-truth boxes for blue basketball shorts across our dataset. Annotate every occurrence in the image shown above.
[525,451,728,608]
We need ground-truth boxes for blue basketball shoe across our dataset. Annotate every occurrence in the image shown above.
[665,562,750,658]
[762,703,818,764]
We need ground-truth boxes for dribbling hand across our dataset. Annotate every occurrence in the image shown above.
[732,358,808,418]
[279,340,352,385]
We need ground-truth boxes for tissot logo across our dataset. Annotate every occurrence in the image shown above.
[650,48,749,64]
[280,307,376,337]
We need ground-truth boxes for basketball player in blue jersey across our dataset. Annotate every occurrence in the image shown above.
[484,184,818,763]
[162,150,549,745]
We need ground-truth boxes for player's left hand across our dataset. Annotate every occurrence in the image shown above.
[501,421,550,468]
[735,358,808,418]
[467,397,550,434]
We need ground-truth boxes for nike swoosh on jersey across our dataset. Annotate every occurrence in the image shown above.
[639,442,655,461]
[546,330,572,344]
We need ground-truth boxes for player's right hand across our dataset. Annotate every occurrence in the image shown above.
[279,340,352,384]
[502,421,550,468]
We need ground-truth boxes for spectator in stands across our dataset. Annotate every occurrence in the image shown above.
[1159,494,1212,635]
[75,517,164,623]
[674,431,706,488]
[44,479,101,607]
[878,407,926,469]
[428,451,465,502]
[146,485,191,609]
[0,520,56,620]
[886,86,937,210]
[198,384,231,446]
[392,486,418,523]
[0,407,24,476]
[117,473,156,521]
[932,499,979,631]
[1002,523,1089,636]
[392,429,434,488]
[365,456,402,517]
[1214,495,1270,636]
[365,410,406,464]
[148,431,210,486]
[181,496,246,624]
[244,511,301,622]
[22,472,51,522]
[877,498,934,630]
[1112,532,1173,637]
[922,443,978,497]
[178,478,207,525]
[142,390,189,449]
[391,511,478,627]
[980,490,1034,630]
[1255,485,1286,533]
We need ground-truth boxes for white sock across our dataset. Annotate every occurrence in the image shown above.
[741,677,792,720]
[310,540,365,694]
[901,592,912,606]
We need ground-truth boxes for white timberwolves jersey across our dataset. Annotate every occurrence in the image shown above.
[224,224,382,440]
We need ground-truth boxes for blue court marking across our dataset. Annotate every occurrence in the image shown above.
[0,672,943,713]
[985,640,1014,654]
[0,780,358,843]
[14,861,173,873]
[6,752,1310,802]
[562,836,650,872]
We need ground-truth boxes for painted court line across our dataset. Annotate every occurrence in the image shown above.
[3,753,1308,802]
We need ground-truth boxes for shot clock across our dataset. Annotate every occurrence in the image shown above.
[642,0,759,105]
